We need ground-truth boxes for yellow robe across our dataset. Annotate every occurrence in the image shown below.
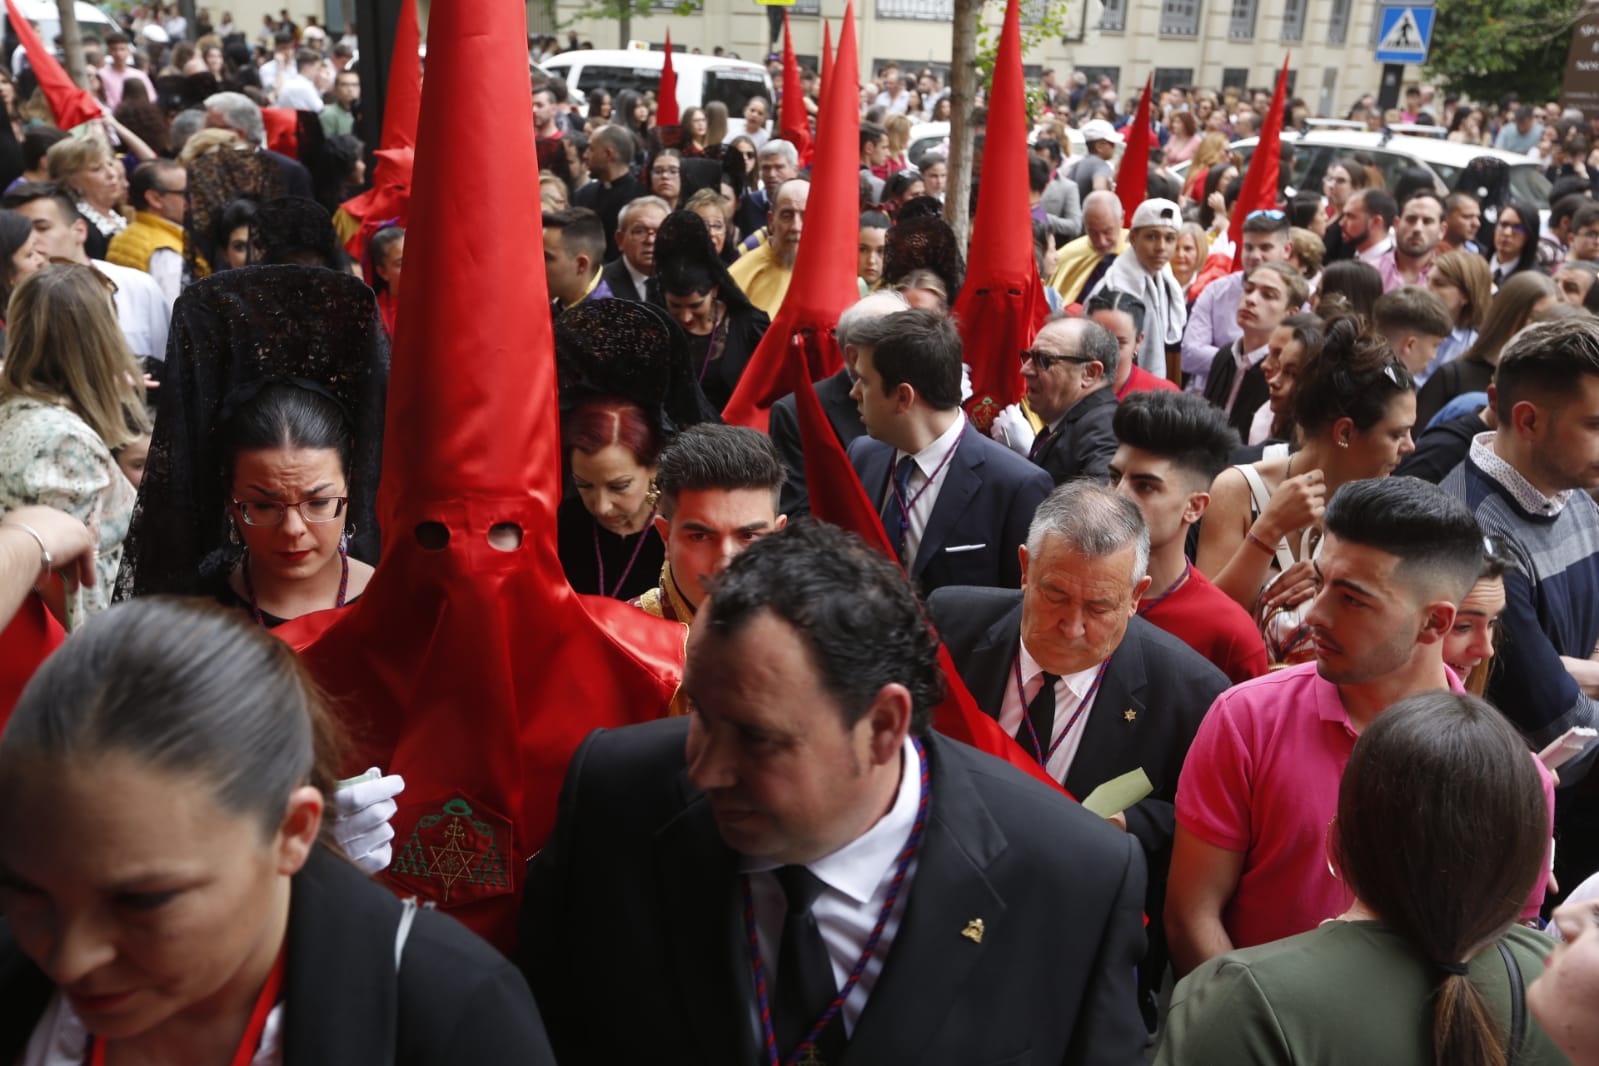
[728,240,792,318]
[1047,228,1128,303]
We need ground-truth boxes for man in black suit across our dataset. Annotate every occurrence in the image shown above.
[846,308,1052,595]
[768,290,907,516]
[598,196,667,306]
[929,481,1231,1024]
[203,90,313,198]
[520,522,1149,1066]
[1009,316,1120,485]
[572,125,644,261]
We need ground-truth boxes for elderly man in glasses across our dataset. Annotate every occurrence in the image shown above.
[1087,198,1186,383]
[992,315,1122,487]
[1180,207,1292,394]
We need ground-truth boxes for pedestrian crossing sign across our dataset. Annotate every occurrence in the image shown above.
[1375,6,1435,64]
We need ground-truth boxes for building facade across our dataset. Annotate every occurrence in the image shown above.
[540,0,1401,119]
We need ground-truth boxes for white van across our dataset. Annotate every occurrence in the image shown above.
[541,48,773,121]
[6,1,117,47]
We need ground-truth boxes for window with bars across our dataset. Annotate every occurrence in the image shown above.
[1228,0,1256,39]
[791,0,821,13]
[1154,67,1195,94]
[1099,0,1127,32]
[1328,0,1351,44]
[1280,0,1305,41]
[1161,0,1200,36]
[875,0,954,19]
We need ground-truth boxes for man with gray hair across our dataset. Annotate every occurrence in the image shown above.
[734,138,798,243]
[204,91,313,198]
[768,289,910,516]
[992,315,1121,485]
[930,479,1231,1026]
[599,195,668,305]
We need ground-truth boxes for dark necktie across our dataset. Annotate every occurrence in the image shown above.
[879,455,917,561]
[1028,422,1056,463]
[1018,672,1059,761]
[1073,252,1116,304]
[644,275,661,304]
[774,866,847,1063]
[1493,266,1505,286]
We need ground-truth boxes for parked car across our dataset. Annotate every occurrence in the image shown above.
[1173,129,1553,209]
[908,121,1086,169]
[541,49,773,124]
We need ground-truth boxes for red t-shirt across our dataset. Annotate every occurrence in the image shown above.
[1140,566,1267,684]
[1116,363,1180,401]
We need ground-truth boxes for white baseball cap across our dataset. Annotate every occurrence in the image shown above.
[1130,198,1181,230]
[1080,119,1123,145]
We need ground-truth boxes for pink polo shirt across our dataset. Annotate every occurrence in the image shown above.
[1176,662,1551,951]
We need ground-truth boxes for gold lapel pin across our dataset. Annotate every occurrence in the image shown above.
[961,918,985,944]
[1124,708,1138,722]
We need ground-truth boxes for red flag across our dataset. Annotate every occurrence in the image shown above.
[720,2,861,431]
[3,0,99,129]
[1228,55,1290,269]
[656,28,679,127]
[779,12,811,159]
[278,0,685,954]
[952,0,1045,436]
[1116,73,1153,226]
[337,0,421,259]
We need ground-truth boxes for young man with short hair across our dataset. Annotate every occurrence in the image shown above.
[573,125,644,260]
[1567,201,1599,265]
[1439,191,1483,255]
[1167,477,1553,975]
[1375,191,1442,290]
[849,308,1051,593]
[634,423,787,625]
[1373,285,1453,379]
[1109,391,1267,684]
[1343,188,1396,264]
[542,207,611,312]
[1181,209,1291,393]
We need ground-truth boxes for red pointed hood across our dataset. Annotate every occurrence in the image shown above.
[279,0,683,952]
[337,0,421,258]
[657,29,679,127]
[1116,74,1153,225]
[820,20,833,98]
[720,1,861,430]
[1229,55,1289,267]
[4,0,99,129]
[378,0,422,154]
[779,13,811,158]
[951,0,1043,434]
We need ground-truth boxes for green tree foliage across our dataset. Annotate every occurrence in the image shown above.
[1425,0,1583,104]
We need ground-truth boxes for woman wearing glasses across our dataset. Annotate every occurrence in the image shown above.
[1486,200,1543,290]
[1196,316,1416,664]
[0,264,146,628]
[216,381,372,627]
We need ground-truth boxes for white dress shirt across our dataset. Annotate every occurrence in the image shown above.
[1357,234,1394,264]
[743,735,922,1037]
[997,640,1108,783]
[94,259,172,363]
[882,414,965,570]
[1223,340,1270,417]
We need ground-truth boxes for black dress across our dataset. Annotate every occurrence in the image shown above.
[556,494,665,602]
[689,300,770,413]
[1414,355,1492,430]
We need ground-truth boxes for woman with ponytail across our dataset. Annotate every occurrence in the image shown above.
[1156,691,1562,1065]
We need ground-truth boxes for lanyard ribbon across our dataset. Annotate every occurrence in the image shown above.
[91,947,285,1066]
[744,738,930,1066]
[1013,655,1114,768]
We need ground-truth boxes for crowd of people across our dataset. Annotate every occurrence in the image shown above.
[1,2,1599,1064]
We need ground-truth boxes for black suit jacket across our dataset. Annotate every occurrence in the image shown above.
[1034,387,1118,485]
[0,846,554,1065]
[519,717,1149,1066]
[265,148,313,199]
[927,588,1230,1009]
[769,366,866,517]
[926,588,1229,862]
[848,422,1053,595]
[599,258,662,306]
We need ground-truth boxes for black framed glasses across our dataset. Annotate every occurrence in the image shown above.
[1020,348,1094,372]
[233,496,349,526]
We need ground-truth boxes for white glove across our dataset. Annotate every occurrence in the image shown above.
[961,362,974,404]
[989,403,1036,457]
[332,767,405,875]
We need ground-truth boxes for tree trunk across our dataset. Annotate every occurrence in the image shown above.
[946,0,980,255]
[55,0,86,90]
[618,7,631,48]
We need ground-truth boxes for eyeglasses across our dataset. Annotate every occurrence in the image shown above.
[152,185,185,196]
[1020,348,1095,372]
[1498,220,1526,233]
[47,256,117,296]
[1247,209,1286,221]
[233,496,349,526]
